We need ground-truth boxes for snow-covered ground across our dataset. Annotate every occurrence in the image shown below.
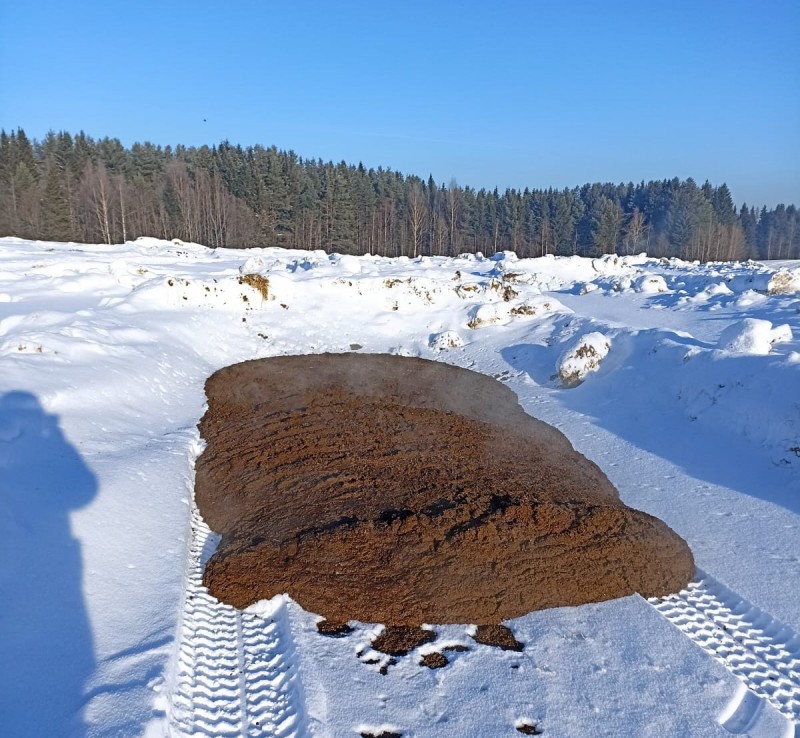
[1,237,798,738]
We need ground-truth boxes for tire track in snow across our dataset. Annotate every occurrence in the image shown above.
[649,570,800,734]
[168,505,310,738]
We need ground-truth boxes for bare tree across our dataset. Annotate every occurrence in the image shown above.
[407,180,427,258]
[165,160,201,242]
[538,217,551,256]
[623,208,648,255]
[445,178,461,255]
[80,162,115,244]
[118,178,128,242]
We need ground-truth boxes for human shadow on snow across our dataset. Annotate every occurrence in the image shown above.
[0,391,97,738]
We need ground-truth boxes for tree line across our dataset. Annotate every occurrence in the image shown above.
[1,128,798,262]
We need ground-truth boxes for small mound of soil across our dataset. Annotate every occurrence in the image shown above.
[316,619,353,637]
[420,652,448,669]
[197,354,694,624]
[472,624,524,651]
[372,626,436,656]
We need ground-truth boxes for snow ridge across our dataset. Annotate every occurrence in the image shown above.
[649,571,800,732]
[167,505,310,738]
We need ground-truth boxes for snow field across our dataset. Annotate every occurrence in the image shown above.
[1,237,798,737]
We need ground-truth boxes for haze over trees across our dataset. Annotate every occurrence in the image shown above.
[1,128,797,261]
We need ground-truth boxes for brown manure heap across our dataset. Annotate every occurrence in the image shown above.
[197,353,693,625]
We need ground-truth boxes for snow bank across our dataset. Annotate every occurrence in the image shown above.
[591,253,650,274]
[702,282,733,298]
[557,332,611,385]
[467,295,560,329]
[767,268,800,295]
[633,274,668,293]
[716,318,792,355]
[611,276,633,292]
[429,331,464,350]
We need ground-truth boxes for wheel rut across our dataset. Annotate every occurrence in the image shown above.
[167,505,311,738]
[649,569,800,733]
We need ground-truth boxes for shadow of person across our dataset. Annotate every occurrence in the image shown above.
[0,391,97,737]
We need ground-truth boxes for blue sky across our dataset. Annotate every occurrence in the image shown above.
[1,0,798,207]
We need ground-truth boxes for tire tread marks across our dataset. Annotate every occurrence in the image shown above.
[649,570,800,728]
[168,506,310,737]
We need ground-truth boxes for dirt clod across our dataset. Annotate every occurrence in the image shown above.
[316,620,353,637]
[516,722,542,735]
[472,624,524,651]
[372,626,436,656]
[238,273,269,300]
[420,652,448,669]
[197,354,694,625]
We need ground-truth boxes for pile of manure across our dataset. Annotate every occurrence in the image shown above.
[196,353,693,625]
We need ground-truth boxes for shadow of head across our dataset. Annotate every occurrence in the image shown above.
[0,390,97,513]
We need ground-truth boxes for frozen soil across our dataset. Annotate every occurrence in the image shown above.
[197,353,694,625]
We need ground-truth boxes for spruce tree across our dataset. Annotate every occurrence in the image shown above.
[712,184,736,225]
[40,159,73,241]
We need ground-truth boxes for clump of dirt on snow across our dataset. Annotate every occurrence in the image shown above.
[238,273,269,301]
[196,354,693,625]
[419,652,449,669]
[372,626,436,656]
[471,624,524,651]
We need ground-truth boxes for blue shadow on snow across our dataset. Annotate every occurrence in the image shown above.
[0,391,97,738]
[502,339,800,517]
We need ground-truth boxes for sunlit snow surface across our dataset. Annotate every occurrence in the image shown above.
[0,237,798,738]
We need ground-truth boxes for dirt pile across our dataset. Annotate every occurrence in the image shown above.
[197,353,693,624]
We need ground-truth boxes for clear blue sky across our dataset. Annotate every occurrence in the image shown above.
[1,0,798,208]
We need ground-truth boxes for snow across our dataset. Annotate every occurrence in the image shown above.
[633,273,669,293]
[0,238,798,738]
[768,267,800,295]
[716,318,792,355]
[556,331,611,385]
[428,330,464,351]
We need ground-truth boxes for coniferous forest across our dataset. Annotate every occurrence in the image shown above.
[1,128,798,261]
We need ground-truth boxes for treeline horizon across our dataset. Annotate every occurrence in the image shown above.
[1,128,798,262]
